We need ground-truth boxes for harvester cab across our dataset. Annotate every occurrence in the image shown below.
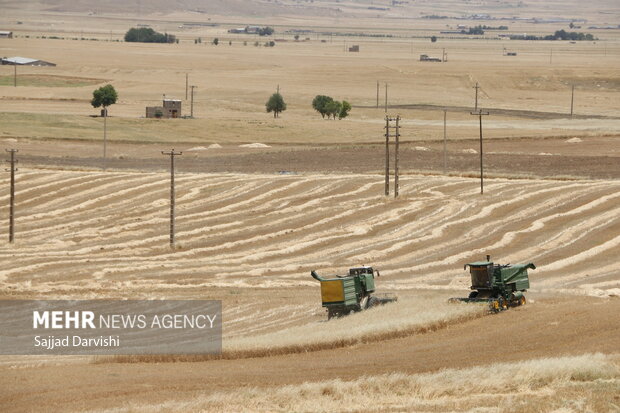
[450,255,535,312]
[311,266,396,319]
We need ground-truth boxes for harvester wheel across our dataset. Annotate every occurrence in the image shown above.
[327,308,340,320]
[498,297,508,311]
[468,291,479,299]
[490,300,500,313]
[519,296,526,306]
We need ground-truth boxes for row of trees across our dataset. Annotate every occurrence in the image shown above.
[90,86,351,122]
[265,94,353,120]
[124,27,176,43]
[509,30,596,41]
[312,95,351,120]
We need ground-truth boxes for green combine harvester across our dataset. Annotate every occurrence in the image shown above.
[450,255,536,312]
[311,266,397,319]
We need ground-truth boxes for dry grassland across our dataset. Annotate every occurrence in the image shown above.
[93,354,620,413]
[0,34,619,145]
[101,296,486,363]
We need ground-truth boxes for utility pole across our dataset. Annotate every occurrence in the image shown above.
[443,109,447,175]
[394,116,400,198]
[570,84,575,118]
[384,82,388,113]
[190,86,196,118]
[473,82,480,111]
[162,149,182,248]
[384,116,401,197]
[102,107,108,171]
[470,110,490,194]
[550,48,553,64]
[376,81,379,109]
[185,73,188,100]
[385,116,390,196]
[6,149,17,243]
[277,84,280,94]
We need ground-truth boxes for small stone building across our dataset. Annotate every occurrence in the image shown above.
[146,99,182,119]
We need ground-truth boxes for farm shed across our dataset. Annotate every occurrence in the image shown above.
[0,31,13,39]
[1,56,56,66]
[146,99,182,119]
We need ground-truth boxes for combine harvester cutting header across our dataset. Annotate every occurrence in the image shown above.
[311,266,397,319]
[450,255,536,312]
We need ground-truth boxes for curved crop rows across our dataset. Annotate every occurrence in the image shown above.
[0,170,618,300]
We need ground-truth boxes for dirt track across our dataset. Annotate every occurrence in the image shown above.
[7,134,620,180]
[1,296,618,412]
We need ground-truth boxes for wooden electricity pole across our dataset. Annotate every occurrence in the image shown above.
[394,116,400,198]
[443,109,447,175]
[162,149,182,248]
[13,64,17,87]
[6,149,17,243]
[103,107,108,171]
[570,85,575,118]
[473,82,480,111]
[470,110,490,194]
[190,86,196,118]
[384,116,401,197]
[385,116,390,196]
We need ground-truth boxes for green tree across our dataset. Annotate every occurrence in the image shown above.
[91,84,118,112]
[213,38,219,45]
[312,95,334,118]
[338,100,351,120]
[91,84,117,170]
[266,93,286,118]
[124,27,175,43]
[325,100,342,120]
[430,35,437,42]
[258,26,274,36]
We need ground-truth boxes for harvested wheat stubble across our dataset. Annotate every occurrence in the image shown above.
[0,170,619,299]
[98,296,486,363]
[92,354,620,413]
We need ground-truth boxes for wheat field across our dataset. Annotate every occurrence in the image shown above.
[92,353,620,413]
[1,169,618,299]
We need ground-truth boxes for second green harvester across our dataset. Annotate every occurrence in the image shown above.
[450,255,536,312]
[311,266,397,319]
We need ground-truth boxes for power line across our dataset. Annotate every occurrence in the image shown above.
[162,149,182,248]
[470,110,490,194]
[384,115,401,197]
[443,109,447,175]
[190,86,196,118]
[5,149,18,243]
[473,82,480,111]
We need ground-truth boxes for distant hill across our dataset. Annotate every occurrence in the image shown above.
[2,0,355,17]
[1,0,615,22]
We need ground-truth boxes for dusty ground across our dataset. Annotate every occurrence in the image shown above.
[1,295,619,412]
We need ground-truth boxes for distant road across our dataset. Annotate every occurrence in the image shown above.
[355,103,620,120]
